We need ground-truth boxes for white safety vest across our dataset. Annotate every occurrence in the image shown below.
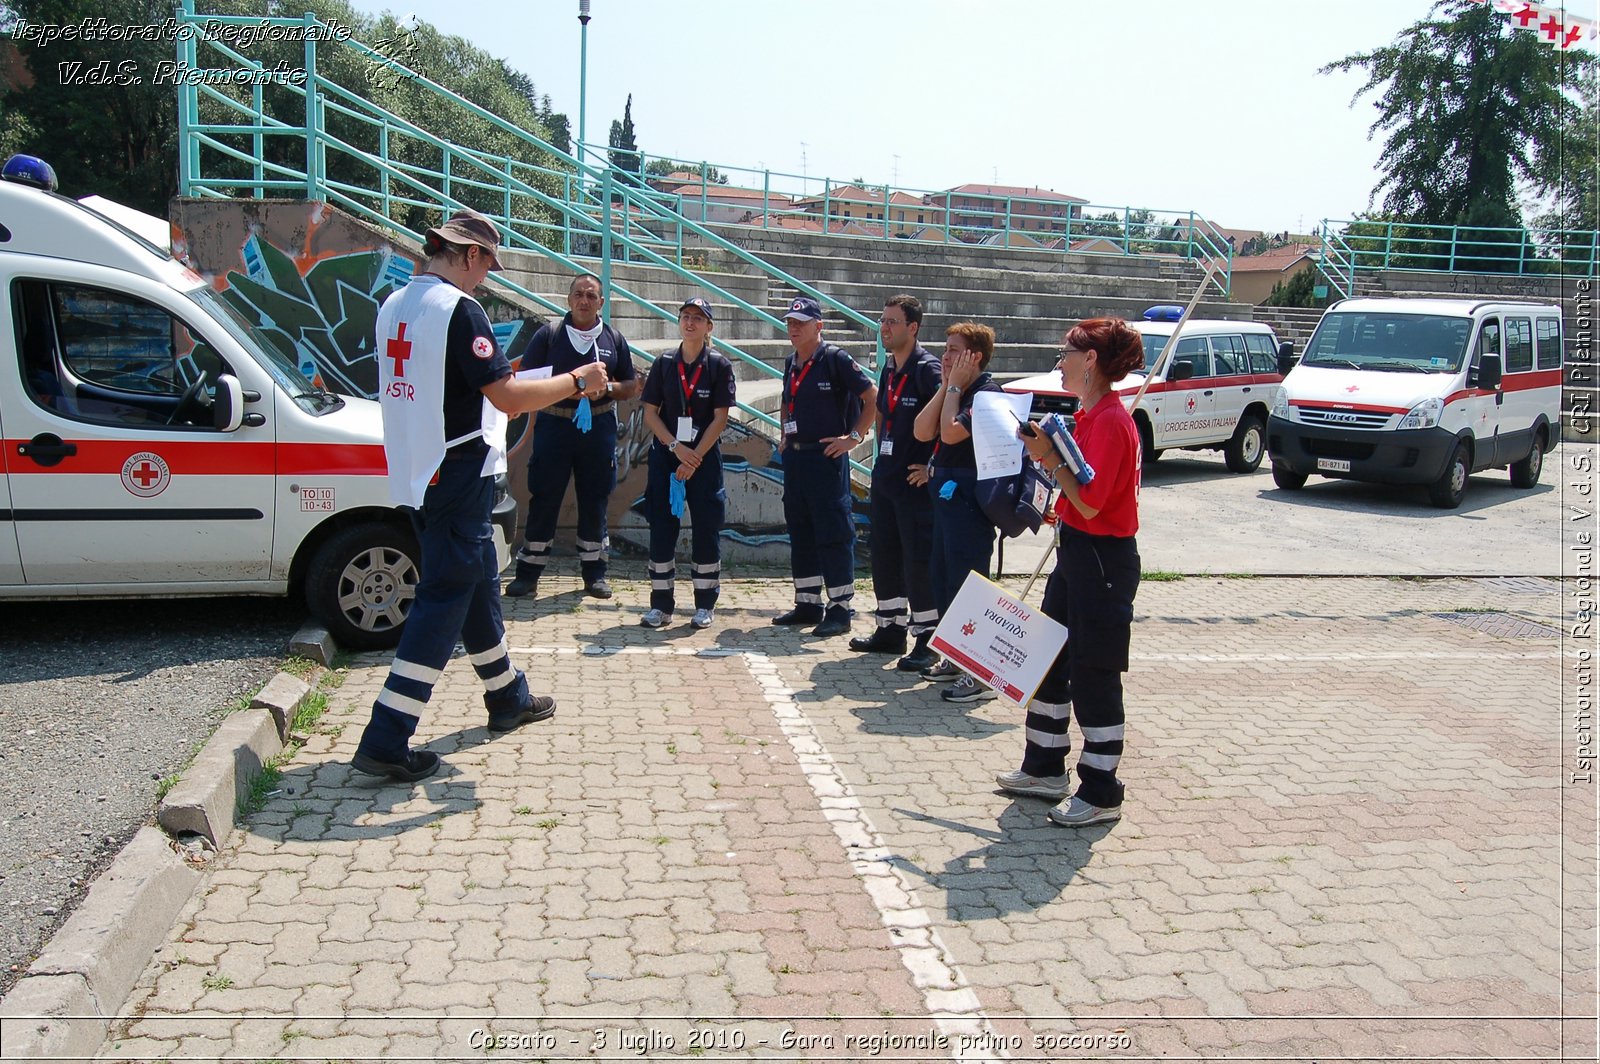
[376,275,507,508]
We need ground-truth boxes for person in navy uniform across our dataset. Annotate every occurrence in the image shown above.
[771,296,878,638]
[638,297,736,629]
[504,273,639,600]
[353,209,611,783]
[849,294,942,671]
[913,321,1003,703]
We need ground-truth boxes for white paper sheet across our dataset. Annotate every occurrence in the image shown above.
[971,390,1034,480]
[515,366,553,381]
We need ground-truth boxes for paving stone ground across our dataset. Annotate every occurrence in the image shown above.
[95,574,1593,1063]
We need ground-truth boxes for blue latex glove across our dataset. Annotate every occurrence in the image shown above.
[669,476,686,518]
[573,396,592,432]
[938,480,956,500]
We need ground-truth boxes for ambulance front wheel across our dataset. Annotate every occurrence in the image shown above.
[305,521,421,650]
[1271,460,1306,491]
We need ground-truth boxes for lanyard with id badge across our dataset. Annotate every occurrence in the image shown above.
[783,355,818,438]
[675,354,706,444]
[879,367,912,457]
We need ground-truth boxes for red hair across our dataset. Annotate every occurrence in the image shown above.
[1065,318,1144,382]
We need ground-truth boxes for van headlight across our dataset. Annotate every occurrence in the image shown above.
[1271,389,1289,419]
[1398,397,1443,430]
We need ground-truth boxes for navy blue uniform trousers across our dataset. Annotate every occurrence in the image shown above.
[868,481,936,634]
[1020,530,1140,809]
[514,409,617,585]
[928,470,996,614]
[645,444,725,613]
[358,458,530,761]
[782,447,856,615]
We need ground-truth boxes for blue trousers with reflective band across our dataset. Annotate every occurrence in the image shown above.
[927,470,995,615]
[1020,531,1140,809]
[514,409,617,585]
[781,447,856,616]
[357,459,529,761]
[645,444,725,613]
[868,481,936,634]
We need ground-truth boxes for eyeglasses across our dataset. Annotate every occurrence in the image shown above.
[879,317,906,326]
[1058,347,1087,361]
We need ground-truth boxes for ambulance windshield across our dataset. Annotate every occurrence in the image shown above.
[1301,312,1471,373]
[185,286,336,413]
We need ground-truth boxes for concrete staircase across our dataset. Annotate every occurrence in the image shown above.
[1250,305,1323,351]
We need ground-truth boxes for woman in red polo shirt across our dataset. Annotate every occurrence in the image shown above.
[1001,317,1143,827]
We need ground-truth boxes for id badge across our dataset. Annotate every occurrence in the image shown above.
[783,419,798,436]
[676,417,695,443]
[879,438,895,456]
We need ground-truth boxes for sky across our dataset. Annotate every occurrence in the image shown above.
[346,0,1599,236]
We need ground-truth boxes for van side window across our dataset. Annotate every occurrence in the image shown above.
[1536,318,1562,370]
[12,279,228,429]
[1170,336,1210,378]
[1473,318,1501,372]
[1243,333,1278,373]
[1504,318,1533,373]
[1209,335,1242,374]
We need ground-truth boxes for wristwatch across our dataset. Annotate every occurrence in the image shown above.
[570,369,588,396]
[946,385,962,395]
[605,381,614,396]
[848,429,863,443]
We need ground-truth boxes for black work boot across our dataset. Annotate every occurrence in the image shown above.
[896,633,937,672]
[849,625,907,654]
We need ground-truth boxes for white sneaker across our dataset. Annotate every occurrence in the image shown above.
[941,675,994,702]
[691,608,714,629]
[995,769,1071,800]
[1047,796,1122,827]
[640,608,672,629]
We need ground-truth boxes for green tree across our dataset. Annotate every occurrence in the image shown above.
[1322,0,1591,241]
[643,157,727,184]
[1535,74,1597,240]
[1264,266,1329,309]
[607,93,639,174]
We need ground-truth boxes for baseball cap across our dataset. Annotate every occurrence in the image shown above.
[425,208,503,270]
[679,296,714,321]
[783,296,823,322]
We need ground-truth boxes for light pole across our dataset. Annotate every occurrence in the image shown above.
[577,0,591,171]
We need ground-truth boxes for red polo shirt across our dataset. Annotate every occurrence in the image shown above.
[1056,391,1140,537]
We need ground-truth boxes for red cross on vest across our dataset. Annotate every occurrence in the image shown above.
[130,461,162,488]
[387,321,413,378]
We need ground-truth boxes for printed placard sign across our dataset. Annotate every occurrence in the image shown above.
[930,572,1067,708]
[300,487,335,512]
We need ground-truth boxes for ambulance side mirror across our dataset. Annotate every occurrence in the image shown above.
[1277,341,1297,376]
[1474,353,1502,391]
[213,373,244,432]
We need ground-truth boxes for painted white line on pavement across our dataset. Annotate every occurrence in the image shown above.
[511,645,1011,1063]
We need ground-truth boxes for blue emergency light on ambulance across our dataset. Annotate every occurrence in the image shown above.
[1142,305,1185,322]
[1,153,58,191]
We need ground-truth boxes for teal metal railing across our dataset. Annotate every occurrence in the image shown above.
[1317,217,1600,298]
[173,1,889,472]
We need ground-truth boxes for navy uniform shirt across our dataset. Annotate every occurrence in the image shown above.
[640,346,737,448]
[444,298,512,461]
[517,312,637,412]
[782,342,873,445]
[930,372,1002,474]
[872,343,941,494]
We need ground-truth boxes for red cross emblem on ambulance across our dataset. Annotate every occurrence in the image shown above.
[1185,395,1197,413]
[121,451,170,498]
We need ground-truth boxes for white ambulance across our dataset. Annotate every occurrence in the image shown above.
[1003,308,1294,473]
[0,155,512,647]
[1267,297,1563,508]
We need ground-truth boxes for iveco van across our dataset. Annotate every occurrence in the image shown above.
[1267,298,1563,508]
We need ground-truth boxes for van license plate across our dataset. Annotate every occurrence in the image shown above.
[1317,458,1352,473]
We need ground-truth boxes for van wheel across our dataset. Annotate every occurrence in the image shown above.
[1510,428,1545,488]
[1271,460,1307,491]
[1138,419,1161,464]
[305,522,421,650]
[1224,415,1266,473]
[1428,441,1470,509]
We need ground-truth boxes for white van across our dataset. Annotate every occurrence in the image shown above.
[0,155,512,646]
[1004,308,1294,472]
[1267,297,1563,508]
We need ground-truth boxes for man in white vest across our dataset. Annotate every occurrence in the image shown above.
[353,209,611,783]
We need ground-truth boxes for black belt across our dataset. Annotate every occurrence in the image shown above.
[540,401,615,421]
[786,441,829,452]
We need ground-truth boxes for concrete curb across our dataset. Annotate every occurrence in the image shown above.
[156,705,287,849]
[250,671,313,745]
[289,622,337,667]
[0,828,200,1062]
